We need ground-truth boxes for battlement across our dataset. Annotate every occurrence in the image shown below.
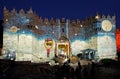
[3,6,116,27]
[2,7,117,61]
[95,13,115,21]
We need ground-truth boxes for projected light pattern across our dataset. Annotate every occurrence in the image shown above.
[2,7,117,61]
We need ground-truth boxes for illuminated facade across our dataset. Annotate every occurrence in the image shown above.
[2,7,117,61]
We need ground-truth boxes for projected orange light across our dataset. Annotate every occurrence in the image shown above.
[116,29,120,52]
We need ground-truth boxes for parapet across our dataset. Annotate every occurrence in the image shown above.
[3,7,116,27]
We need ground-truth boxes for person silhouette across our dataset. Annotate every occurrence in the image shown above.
[75,61,82,79]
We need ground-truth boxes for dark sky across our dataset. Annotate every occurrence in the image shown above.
[0,0,120,28]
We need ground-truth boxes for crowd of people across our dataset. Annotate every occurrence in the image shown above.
[54,60,96,79]
[0,58,120,79]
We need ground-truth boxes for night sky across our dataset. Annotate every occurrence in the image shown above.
[0,0,120,28]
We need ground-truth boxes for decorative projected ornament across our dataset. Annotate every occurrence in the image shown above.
[102,20,112,32]
[9,26,20,33]
[44,38,53,57]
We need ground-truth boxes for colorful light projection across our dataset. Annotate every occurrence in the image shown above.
[116,29,120,52]
[98,34,116,59]
[44,38,53,57]
[2,7,117,61]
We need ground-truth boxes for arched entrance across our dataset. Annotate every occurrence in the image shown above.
[55,36,71,58]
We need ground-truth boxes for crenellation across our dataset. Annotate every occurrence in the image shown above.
[55,18,59,24]
[77,19,80,24]
[43,18,49,26]
[4,6,9,14]
[50,17,55,26]
[71,20,77,26]
[102,14,105,18]
[4,6,10,22]
[11,8,17,14]
[4,7,116,28]
[4,6,7,11]
[76,20,81,27]
[33,11,41,20]
[95,13,101,20]
[107,14,111,19]
[27,7,33,14]
[33,11,36,15]
[38,17,43,26]
[112,15,116,22]
[4,7,115,34]
[39,17,43,22]
[19,9,25,14]
[61,18,65,23]
[101,14,114,20]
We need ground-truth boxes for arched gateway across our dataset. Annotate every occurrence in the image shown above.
[55,36,71,58]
